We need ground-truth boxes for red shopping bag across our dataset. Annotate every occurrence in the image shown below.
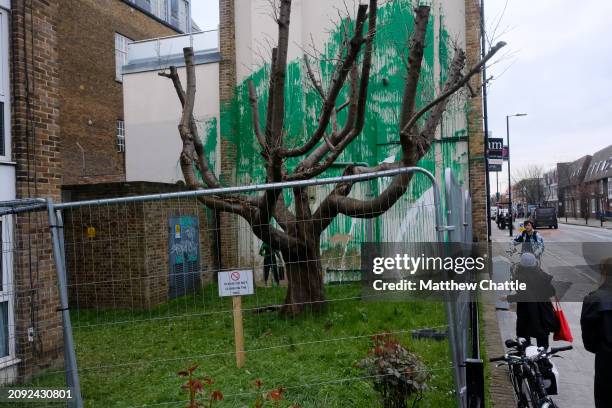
[553,301,573,342]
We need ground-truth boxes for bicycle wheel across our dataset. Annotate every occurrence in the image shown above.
[509,365,531,408]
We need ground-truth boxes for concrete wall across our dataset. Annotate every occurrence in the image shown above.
[124,62,221,184]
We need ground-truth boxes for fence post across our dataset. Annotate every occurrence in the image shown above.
[465,358,484,408]
[47,198,83,408]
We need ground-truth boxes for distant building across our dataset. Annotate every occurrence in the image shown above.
[543,168,558,210]
[559,155,592,218]
[583,144,612,217]
[556,163,570,217]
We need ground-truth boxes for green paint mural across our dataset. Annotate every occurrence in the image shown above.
[218,0,470,252]
[186,116,218,182]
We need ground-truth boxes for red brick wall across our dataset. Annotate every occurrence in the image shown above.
[464,0,488,242]
[218,0,238,268]
[57,0,177,185]
[11,0,64,382]
[62,183,214,310]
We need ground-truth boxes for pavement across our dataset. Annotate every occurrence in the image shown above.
[489,219,612,407]
[558,216,612,230]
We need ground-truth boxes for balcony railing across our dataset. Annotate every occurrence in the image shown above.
[124,30,220,73]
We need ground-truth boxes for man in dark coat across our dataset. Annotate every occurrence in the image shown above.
[259,243,280,286]
[506,252,557,348]
[580,257,612,408]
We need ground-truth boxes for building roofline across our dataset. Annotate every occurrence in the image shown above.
[119,0,184,34]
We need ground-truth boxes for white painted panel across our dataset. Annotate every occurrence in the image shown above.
[124,62,220,183]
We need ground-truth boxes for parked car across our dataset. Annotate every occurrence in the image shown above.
[531,207,558,229]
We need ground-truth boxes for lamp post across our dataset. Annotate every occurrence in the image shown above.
[506,113,527,237]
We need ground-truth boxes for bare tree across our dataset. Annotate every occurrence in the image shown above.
[160,1,505,315]
[513,165,546,207]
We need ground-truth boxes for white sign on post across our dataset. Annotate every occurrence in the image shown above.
[218,269,254,297]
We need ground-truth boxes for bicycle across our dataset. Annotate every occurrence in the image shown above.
[490,338,572,408]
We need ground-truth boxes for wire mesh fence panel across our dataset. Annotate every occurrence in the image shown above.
[443,169,477,407]
[3,168,468,408]
[0,202,69,407]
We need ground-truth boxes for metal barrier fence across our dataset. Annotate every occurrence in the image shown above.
[0,199,71,403]
[0,166,478,407]
[444,168,480,408]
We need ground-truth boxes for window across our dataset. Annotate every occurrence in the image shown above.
[117,120,125,153]
[170,0,179,18]
[115,33,130,82]
[135,0,151,12]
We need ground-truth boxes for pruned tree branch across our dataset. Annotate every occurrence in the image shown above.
[312,40,506,233]
[279,3,370,159]
[399,6,430,155]
[400,41,506,138]
[286,0,378,180]
[248,80,268,155]
[159,63,221,189]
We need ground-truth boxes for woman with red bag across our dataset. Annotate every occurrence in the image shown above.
[580,257,612,408]
[504,252,559,349]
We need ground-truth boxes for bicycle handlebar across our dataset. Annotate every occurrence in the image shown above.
[550,345,573,354]
[490,344,573,363]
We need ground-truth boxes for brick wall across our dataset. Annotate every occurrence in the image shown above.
[464,0,488,242]
[10,0,64,382]
[57,0,177,185]
[218,0,238,268]
[62,182,214,310]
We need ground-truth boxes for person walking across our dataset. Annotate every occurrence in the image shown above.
[259,243,280,286]
[580,257,612,408]
[504,252,558,348]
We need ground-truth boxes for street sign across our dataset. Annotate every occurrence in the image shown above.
[487,138,504,160]
[218,269,254,297]
[218,269,254,368]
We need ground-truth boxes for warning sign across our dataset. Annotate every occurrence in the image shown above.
[218,269,254,297]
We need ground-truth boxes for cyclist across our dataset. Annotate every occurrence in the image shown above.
[580,257,612,408]
[512,219,544,259]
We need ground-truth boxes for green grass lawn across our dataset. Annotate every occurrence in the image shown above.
[27,284,456,407]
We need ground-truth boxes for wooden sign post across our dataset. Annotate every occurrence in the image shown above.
[232,296,245,368]
[218,269,253,368]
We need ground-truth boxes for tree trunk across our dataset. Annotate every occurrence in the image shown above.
[281,241,326,316]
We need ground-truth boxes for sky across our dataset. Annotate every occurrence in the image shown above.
[191,0,218,31]
[191,0,612,193]
[484,0,612,193]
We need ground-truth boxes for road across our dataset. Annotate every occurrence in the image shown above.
[490,219,612,407]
